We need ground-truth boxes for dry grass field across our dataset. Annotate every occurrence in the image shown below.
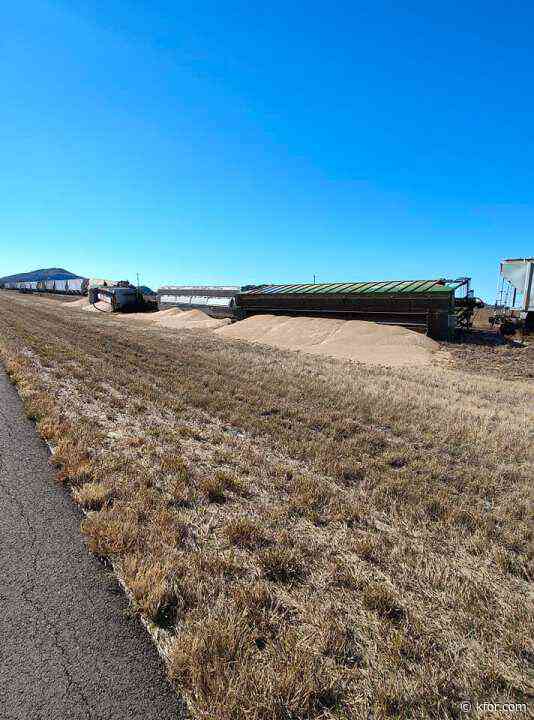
[0,292,532,719]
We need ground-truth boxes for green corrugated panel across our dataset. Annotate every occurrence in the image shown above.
[393,281,423,293]
[308,283,343,294]
[301,283,328,293]
[400,280,432,293]
[349,282,377,293]
[324,282,359,293]
[243,280,456,295]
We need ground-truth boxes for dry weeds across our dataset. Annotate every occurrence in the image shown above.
[0,292,532,720]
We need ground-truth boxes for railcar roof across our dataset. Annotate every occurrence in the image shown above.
[240,279,461,296]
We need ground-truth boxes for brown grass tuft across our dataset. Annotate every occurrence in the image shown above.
[258,546,306,584]
[223,517,270,549]
[199,475,227,503]
[287,475,333,524]
[52,437,95,485]
[363,582,406,624]
[169,610,344,719]
[81,504,140,557]
[72,482,113,511]
[121,554,177,627]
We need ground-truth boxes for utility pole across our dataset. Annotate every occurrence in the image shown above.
[313,274,316,284]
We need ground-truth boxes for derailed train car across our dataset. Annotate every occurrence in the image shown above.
[234,278,481,340]
[89,282,158,312]
[157,279,480,339]
[157,285,243,318]
[158,277,483,340]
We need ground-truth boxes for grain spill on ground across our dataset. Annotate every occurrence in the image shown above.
[216,314,441,366]
[154,308,230,330]
[82,299,112,313]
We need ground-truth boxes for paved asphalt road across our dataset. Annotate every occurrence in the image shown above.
[0,369,182,720]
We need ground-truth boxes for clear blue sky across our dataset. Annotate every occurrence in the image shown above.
[1,1,533,300]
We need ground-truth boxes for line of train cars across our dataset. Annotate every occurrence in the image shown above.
[2,273,88,295]
[1,274,157,311]
[2,273,485,340]
[157,279,482,340]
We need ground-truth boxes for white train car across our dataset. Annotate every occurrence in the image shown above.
[157,285,242,318]
[47,275,88,294]
[54,279,68,293]
[3,274,87,295]
[66,277,87,294]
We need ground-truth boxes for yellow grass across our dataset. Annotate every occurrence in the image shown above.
[0,291,532,719]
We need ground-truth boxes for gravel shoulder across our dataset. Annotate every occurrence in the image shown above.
[0,368,181,720]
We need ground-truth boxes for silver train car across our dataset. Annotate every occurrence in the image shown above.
[157,285,243,318]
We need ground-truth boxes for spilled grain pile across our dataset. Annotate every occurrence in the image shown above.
[216,315,440,366]
[65,297,89,308]
[82,300,112,313]
[114,307,183,324]
[154,308,230,330]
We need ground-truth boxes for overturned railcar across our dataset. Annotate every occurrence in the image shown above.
[89,283,158,312]
[158,285,242,318]
[88,285,137,311]
[234,279,476,340]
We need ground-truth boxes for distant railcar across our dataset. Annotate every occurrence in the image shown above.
[4,276,87,295]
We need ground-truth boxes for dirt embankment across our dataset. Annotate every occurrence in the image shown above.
[216,315,441,367]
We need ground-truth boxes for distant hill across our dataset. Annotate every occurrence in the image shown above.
[0,268,84,283]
